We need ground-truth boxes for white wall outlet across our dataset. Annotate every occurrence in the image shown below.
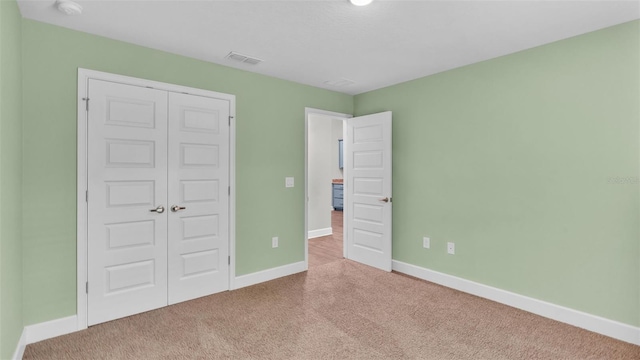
[272,236,279,248]
[285,177,294,188]
[423,237,430,249]
[447,242,455,255]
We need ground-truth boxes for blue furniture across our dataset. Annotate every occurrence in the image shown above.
[332,183,343,211]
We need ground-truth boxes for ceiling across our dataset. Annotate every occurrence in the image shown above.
[16,0,640,95]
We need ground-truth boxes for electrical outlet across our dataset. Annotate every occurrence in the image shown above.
[272,236,279,248]
[447,242,455,255]
[423,237,430,249]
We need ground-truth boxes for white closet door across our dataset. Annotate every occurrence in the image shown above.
[87,79,168,326]
[167,92,230,304]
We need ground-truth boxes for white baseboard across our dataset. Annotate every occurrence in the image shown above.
[17,261,307,349]
[308,227,332,239]
[12,328,27,360]
[392,260,640,346]
[233,261,306,290]
[24,315,79,345]
[15,261,636,356]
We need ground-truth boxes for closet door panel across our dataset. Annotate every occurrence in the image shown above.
[167,92,230,305]
[87,79,169,326]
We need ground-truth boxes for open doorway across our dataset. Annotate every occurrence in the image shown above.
[304,108,351,269]
[305,108,394,272]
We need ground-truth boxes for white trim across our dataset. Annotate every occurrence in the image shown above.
[304,108,351,270]
[232,261,306,290]
[342,122,348,260]
[392,260,640,346]
[76,70,89,331]
[308,227,332,239]
[228,97,237,291]
[77,68,236,329]
[24,315,79,345]
[17,262,638,353]
[11,328,27,360]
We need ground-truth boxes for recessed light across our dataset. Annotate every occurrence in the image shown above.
[350,0,373,6]
[56,0,82,16]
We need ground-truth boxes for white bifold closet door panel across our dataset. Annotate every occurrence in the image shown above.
[87,79,169,326]
[87,79,230,326]
[167,93,230,305]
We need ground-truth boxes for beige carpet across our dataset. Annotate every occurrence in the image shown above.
[24,260,639,359]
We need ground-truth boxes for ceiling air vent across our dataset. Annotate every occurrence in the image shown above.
[323,78,356,87]
[225,52,263,65]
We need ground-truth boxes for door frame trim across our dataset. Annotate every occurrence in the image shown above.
[304,108,351,269]
[77,68,237,330]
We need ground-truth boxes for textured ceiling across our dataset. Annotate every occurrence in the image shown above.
[16,0,640,95]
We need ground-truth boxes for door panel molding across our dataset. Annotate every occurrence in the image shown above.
[345,111,392,272]
[167,92,230,305]
[77,68,236,330]
[87,79,169,325]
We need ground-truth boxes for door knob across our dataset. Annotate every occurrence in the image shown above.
[150,205,165,214]
[171,205,186,212]
[379,197,390,203]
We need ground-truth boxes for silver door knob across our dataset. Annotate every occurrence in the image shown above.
[171,205,186,212]
[150,205,165,214]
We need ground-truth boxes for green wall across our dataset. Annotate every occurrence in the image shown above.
[21,20,352,326]
[10,5,640,343]
[0,0,23,358]
[355,20,640,326]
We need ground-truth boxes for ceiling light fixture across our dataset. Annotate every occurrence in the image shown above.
[350,0,373,6]
[56,0,83,15]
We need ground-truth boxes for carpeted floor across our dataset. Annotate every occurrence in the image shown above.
[24,260,639,359]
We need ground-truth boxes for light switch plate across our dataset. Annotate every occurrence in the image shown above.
[285,177,294,188]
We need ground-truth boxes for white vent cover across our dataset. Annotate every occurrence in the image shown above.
[225,52,263,65]
[323,78,356,87]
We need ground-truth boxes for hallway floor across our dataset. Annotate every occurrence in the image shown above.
[308,210,343,268]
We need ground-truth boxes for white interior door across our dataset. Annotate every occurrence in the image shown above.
[345,111,392,271]
[167,93,230,304]
[87,79,169,325]
[87,78,231,325]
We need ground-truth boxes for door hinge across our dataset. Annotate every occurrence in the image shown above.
[228,186,230,196]
[85,190,88,202]
[228,256,231,265]
[82,97,89,112]
[229,116,234,126]
[86,282,88,294]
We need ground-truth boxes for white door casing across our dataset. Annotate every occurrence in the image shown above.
[303,108,352,269]
[87,79,169,325]
[167,93,230,304]
[345,111,392,272]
